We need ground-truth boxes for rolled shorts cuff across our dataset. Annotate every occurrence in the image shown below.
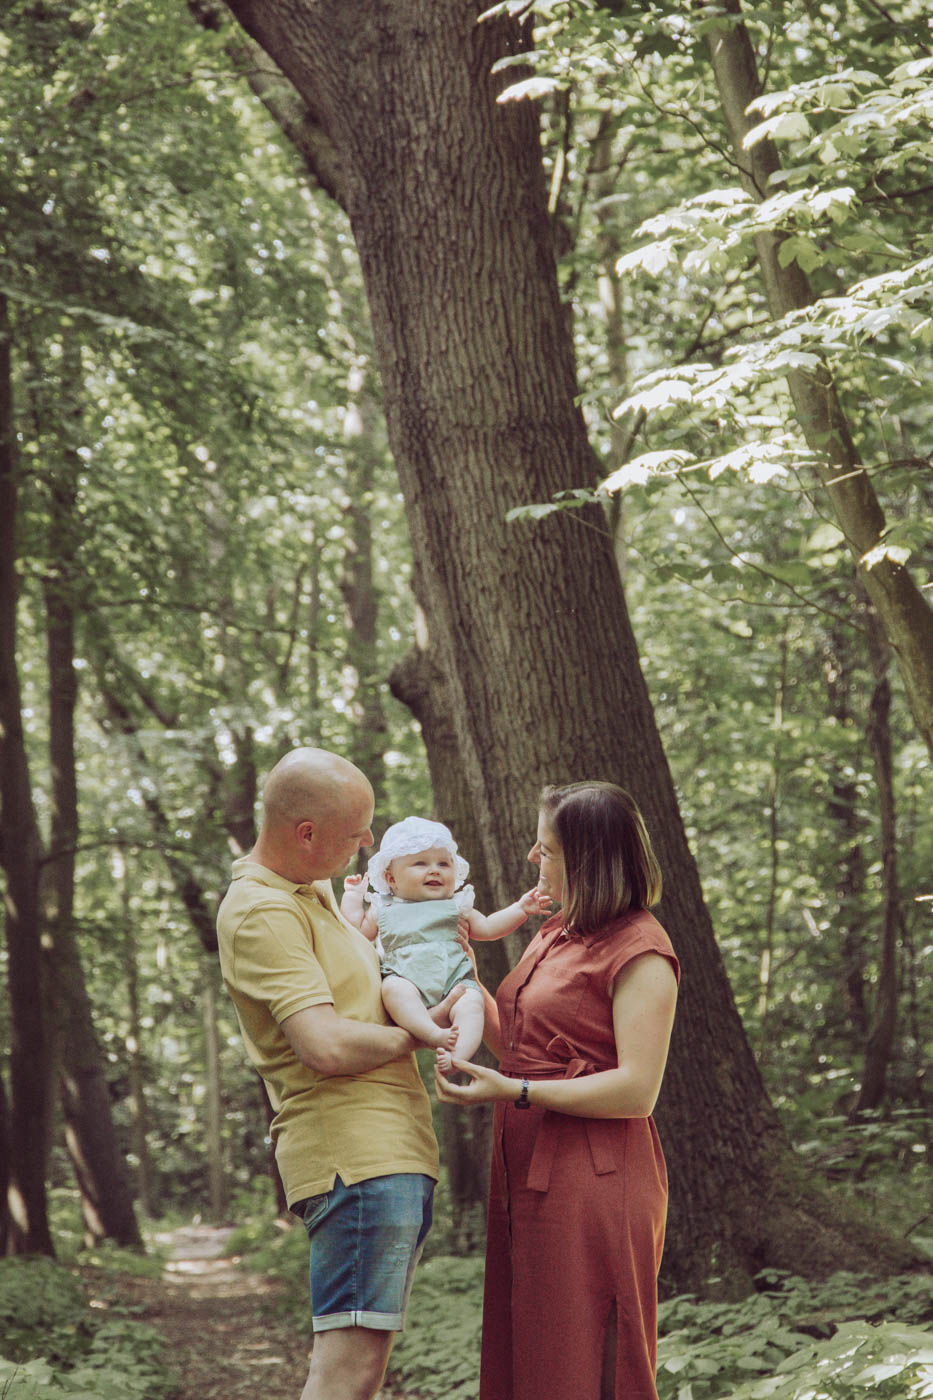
[312,1308,403,1334]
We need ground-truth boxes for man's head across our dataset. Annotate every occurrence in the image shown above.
[254,747,374,883]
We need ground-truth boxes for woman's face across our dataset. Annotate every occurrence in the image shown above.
[528,812,565,906]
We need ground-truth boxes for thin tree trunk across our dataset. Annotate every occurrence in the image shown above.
[40,337,142,1249]
[116,850,156,1218]
[339,366,389,831]
[758,624,787,1057]
[221,0,920,1288]
[824,621,869,1036]
[202,955,227,1220]
[391,633,515,1251]
[855,618,900,1111]
[703,0,933,761]
[0,1072,10,1254]
[0,291,54,1256]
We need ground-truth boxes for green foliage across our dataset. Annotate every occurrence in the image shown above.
[387,1255,485,1398]
[0,1260,88,1365]
[0,1259,175,1400]
[656,1273,933,1400]
[378,1263,933,1400]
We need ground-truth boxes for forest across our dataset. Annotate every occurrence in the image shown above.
[1,0,931,1396]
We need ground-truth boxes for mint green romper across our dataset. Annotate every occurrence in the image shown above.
[376,894,479,1007]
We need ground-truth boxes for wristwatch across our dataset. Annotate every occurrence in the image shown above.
[514,1077,530,1109]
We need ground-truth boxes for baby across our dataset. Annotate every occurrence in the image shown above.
[341,817,550,1072]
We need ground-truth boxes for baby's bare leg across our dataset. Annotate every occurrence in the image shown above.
[382,975,458,1050]
[428,982,466,1027]
[437,987,485,1074]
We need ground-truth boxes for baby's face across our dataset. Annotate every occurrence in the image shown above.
[386,846,457,901]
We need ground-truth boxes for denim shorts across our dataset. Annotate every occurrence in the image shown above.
[292,1173,434,1332]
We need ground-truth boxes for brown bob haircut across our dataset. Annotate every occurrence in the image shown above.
[539,781,662,935]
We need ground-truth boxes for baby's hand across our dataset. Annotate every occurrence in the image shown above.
[519,886,553,916]
[344,873,367,889]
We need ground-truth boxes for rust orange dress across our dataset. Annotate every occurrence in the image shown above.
[480,909,679,1400]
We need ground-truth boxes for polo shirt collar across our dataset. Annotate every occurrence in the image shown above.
[230,857,326,901]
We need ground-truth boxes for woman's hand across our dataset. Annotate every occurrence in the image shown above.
[434,1057,515,1105]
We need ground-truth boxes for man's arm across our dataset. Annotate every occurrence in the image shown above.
[281,1002,416,1076]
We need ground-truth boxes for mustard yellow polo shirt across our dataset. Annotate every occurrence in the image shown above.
[217,859,438,1206]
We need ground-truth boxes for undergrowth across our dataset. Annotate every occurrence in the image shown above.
[0,1256,176,1400]
[234,1211,933,1400]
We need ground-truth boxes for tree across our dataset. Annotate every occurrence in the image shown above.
[0,290,54,1255]
[699,0,933,761]
[218,0,919,1287]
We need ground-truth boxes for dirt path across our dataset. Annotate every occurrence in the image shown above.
[80,1224,416,1400]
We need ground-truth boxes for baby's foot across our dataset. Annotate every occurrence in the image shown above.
[431,1024,456,1064]
[429,983,466,1028]
[436,1034,460,1077]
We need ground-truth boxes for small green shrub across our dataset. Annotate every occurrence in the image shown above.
[387,1255,485,1398]
[0,1258,89,1364]
[656,1272,933,1400]
[0,1258,175,1400]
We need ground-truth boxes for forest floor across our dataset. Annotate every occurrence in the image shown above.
[79,1223,420,1400]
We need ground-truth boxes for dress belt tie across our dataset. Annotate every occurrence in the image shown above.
[499,1041,618,1193]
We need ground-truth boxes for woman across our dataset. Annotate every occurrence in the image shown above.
[435,781,679,1400]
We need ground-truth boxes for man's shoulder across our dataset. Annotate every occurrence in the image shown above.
[218,862,338,932]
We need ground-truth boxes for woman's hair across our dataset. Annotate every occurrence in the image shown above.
[539,781,662,933]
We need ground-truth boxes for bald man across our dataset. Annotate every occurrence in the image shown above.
[217,748,441,1400]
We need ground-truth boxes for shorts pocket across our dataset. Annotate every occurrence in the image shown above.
[293,1192,330,1235]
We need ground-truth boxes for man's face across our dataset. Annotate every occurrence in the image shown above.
[305,786,374,880]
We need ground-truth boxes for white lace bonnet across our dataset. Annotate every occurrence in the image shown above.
[367,816,470,896]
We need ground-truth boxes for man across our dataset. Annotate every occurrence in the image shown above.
[217,747,441,1400]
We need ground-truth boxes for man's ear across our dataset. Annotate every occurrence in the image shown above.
[296,819,315,846]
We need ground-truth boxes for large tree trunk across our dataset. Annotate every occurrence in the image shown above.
[0,292,54,1256]
[703,0,933,762]
[391,634,515,1252]
[221,0,919,1289]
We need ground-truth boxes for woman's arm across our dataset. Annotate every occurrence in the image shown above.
[435,951,677,1117]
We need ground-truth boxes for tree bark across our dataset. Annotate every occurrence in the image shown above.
[0,292,55,1256]
[116,849,157,1218]
[40,337,142,1250]
[220,0,920,1288]
[339,367,389,832]
[703,0,933,762]
[390,633,515,1251]
[855,617,900,1111]
[202,954,227,1221]
[823,621,869,1037]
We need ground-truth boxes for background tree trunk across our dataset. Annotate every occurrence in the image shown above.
[855,617,900,1111]
[40,338,142,1249]
[116,850,157,1218]
[0,292,54,1256]
[703,0,933,761]
[221,0,921,1287]
[391,631,516,1251]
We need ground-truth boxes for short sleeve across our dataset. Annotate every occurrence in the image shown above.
[230,898,335,1025]
[602,914,680,998]
[454,884,476,912]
